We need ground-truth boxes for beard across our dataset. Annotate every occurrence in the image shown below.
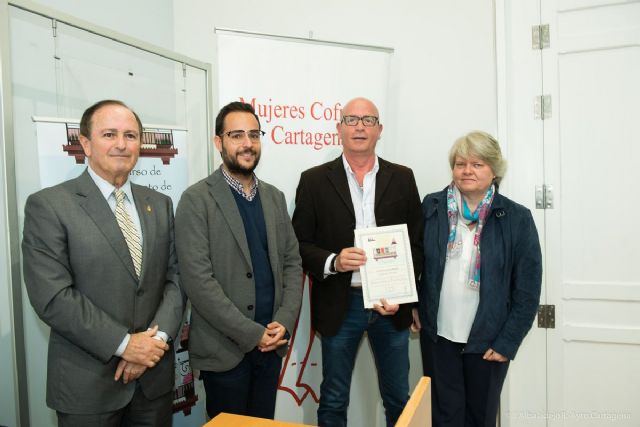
[221,146,261,176]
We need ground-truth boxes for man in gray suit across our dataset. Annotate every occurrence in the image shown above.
[175,101,302,420]
[22,100,183,427]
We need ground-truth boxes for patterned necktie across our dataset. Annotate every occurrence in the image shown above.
[114,189,142,277]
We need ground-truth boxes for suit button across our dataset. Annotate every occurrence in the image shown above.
[247,305,254,310]
[246,272,253,278]
[136,289,144,297]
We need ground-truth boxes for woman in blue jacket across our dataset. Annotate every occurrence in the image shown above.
[417,131,542,427]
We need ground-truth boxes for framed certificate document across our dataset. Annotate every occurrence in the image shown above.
[354,224,418,308]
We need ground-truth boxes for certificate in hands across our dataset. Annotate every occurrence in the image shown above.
[354,224,418,309]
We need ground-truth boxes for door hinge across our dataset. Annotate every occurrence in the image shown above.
[535,184,554,209]
[534,94,552,120]
[538,305,555,329]
[532,24,550,49]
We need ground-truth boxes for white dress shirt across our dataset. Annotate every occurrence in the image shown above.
[324,156,379,287]
[86,167,167,355]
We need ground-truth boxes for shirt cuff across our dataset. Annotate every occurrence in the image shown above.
[324,253,337,277]
[154,330,169,343]
[115,333,130,357]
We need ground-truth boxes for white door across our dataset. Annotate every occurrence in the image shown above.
[542,1,640,426]
[495,0,548,425]
[498,0,640,425]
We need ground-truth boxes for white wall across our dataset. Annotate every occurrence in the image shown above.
[0,50,19,427]
[172,0,498,199]
[29,0,175,50]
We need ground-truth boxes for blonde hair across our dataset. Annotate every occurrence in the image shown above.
[448,131,507,187]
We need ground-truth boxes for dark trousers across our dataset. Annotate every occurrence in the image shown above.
[56,385,172,427]
[420,333,510,427]
[200,348,282,420]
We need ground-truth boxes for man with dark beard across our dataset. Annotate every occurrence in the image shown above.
[174,102,302,420]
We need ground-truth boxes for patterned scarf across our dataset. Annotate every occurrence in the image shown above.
[446,182,495,290]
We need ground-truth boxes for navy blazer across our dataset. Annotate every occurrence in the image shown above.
[418,187,542,360]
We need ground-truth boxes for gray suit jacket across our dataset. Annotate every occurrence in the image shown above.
[22,170,183,414]
[175,168,302,372]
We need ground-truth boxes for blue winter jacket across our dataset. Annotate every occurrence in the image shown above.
[418,188,542,360]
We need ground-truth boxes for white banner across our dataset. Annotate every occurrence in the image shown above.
[217,31,391,426]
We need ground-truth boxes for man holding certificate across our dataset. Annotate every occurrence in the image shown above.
[292,97,423,427]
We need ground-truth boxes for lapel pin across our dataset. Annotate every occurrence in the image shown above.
[146,205,152,213]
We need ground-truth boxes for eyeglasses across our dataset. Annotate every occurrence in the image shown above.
[221,129,265,143]
[341,115,379,127]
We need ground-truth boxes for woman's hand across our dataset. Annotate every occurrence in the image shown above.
[410,307,422,333]
[483,348,508,362]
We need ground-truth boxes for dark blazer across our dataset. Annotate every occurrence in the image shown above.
[174,168,303,372]
[292,156,423,336]
[22,170,183,414]
[419,188,542,360]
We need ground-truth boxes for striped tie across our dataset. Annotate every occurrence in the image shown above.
[114,189,142,277]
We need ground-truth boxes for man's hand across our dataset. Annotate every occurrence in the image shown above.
[372,298,399,316]
[114,359,147,384]
[483,348,508,362]
[258,321,288,352]
[335,247,367,272]
[121,325,168,368]
[410,307,422,333]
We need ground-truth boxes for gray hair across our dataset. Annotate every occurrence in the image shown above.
[448,131,507,187]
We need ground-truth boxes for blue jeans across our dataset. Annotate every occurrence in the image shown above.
[200,348,282,419]
[318,288,410,427]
